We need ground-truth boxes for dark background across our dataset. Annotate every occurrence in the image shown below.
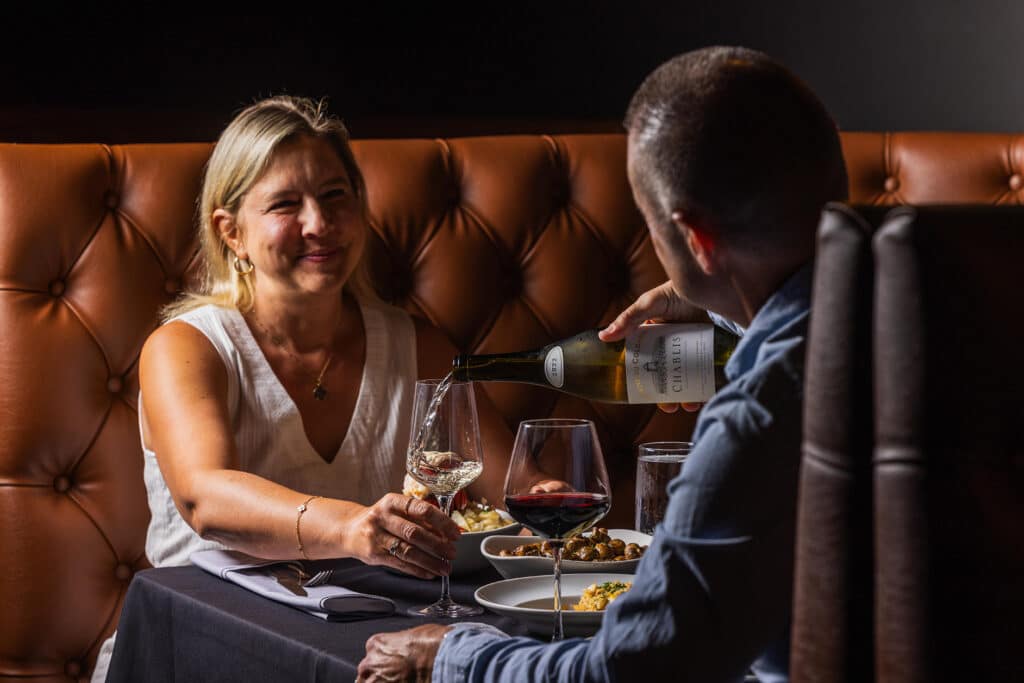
[2,2,1022,142]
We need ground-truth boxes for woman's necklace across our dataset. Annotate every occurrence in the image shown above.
[252,317,336,401]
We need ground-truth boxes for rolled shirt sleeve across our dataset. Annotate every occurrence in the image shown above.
[434,379,802,682]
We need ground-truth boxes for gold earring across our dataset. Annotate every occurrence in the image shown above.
[232,255,254,275]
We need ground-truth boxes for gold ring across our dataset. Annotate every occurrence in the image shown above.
[387,538,402,557]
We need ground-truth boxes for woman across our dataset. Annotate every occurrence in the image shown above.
[92,96,510,681]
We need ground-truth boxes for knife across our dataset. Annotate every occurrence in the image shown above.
[268,566,308,597]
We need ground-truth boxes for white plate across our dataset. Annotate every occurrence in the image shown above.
[451,509,521,576]
[475,573,635,638]
[481,529,651,579]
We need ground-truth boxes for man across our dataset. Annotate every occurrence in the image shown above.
[357,45,848,682]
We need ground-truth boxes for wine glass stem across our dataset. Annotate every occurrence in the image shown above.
[550,539,565,641]
[437,494,454,605]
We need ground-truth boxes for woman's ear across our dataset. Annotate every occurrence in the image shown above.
[671,211,716,275]
[213,209,246,259]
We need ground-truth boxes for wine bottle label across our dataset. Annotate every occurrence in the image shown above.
[544,346,565,388]
[624,324,716,403]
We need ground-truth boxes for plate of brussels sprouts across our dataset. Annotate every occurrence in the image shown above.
[481,528,651,579]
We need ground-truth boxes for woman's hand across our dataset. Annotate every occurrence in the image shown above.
[345,493,462,580]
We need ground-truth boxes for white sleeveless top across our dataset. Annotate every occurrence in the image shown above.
[141,298,418,568]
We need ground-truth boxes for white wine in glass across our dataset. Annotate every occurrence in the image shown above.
[406,376,484,618]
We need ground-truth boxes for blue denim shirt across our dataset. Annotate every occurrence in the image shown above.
[435,265,812,683]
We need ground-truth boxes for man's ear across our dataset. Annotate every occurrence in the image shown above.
[213,209,246,260]
[671,210,715,275]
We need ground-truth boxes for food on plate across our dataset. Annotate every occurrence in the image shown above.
[497,527,646,561]
[402,475,515,532]
[573,581,632,611]
[451,502,512,533]
[402,473,468,511]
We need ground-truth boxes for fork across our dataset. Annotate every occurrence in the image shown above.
[301,569,333,587]
[284,562,333,587]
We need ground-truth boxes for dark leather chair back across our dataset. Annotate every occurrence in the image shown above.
[791,204,881,682]
[873,206,1024,682]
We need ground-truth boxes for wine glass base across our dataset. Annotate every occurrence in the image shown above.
[407,601,484,618]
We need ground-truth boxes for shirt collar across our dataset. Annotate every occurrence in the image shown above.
[722,262,813,381]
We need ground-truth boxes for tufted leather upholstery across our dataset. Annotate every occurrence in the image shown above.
[1,132,1022,680]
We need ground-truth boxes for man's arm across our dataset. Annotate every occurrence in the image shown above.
[439,379,801,682]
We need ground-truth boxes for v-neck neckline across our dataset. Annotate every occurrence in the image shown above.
[228,301,372,465]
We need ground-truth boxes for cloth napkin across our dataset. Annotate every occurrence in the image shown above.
[190,549,396,621]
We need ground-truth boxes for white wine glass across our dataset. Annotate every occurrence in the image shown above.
[406,377,484,617]
[503,418,611,641]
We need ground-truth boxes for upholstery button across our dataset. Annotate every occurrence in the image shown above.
[164,278,181,295]
[502,268,522,298]
[390,267,412,301]
[104,190,119,209]
[107,376,123,394]
[53,476,71,493]
[609,264,630,293]
[884,176,900,192]
[65,661,82,678]
[115,563,133,581]
[48,280,65,297]
[1009,173,1022,191]
[552,181,571,207]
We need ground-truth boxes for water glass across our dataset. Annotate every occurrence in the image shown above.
[634,442,691,534]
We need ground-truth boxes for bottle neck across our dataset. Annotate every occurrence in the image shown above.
[452,349,547,384]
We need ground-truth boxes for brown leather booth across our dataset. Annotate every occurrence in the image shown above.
[2,132,1023,680]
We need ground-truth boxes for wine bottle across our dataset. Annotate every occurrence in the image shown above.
[452,323,739,404]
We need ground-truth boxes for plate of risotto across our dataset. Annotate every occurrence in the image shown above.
[474,573,635,638]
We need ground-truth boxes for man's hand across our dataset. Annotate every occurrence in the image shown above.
[600,281,708,413]
[357,624,452,682]
[599,280,707,342]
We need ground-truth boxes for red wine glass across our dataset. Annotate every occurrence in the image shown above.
[503,418,611,641]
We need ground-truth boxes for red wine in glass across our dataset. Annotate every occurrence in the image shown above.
[504,492,610,539]
[503,418,610,641]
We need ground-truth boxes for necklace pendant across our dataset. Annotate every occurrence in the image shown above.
[313,383,327,401]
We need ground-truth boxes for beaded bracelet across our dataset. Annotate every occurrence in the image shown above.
[295,495,321,560]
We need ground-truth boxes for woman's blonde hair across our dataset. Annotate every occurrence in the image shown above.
[162,95,377,322]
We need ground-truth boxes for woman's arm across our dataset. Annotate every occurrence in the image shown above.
[140,321,458,578]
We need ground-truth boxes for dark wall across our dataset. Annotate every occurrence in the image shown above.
[2,2,1022,142]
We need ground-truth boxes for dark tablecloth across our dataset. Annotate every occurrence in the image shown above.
[106,561,531,682]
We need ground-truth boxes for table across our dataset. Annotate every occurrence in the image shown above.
[106,561,531,682]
